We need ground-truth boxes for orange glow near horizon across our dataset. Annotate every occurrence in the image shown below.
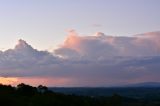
[0,77,18,85]
[0,76,71,87]
[16,77,71,87]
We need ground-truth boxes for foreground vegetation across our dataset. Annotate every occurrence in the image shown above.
[0,83,160,106]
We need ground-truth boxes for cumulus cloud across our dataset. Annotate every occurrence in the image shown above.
[55,31,160,59]
[0,39,60,77]
[0,31,160,86]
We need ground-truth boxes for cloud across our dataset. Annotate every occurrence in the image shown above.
[0,39,60,77]
[0,31,160,86]
[92,24,103,27]
[55,31,160,59]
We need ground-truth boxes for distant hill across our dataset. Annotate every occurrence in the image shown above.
[124,82,160,87]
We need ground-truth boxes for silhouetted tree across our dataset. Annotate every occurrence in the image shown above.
[16,83,37,96]
[38,85,48,93]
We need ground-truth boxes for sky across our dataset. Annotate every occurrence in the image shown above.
[0,0,160,87]
[0,0,160,50]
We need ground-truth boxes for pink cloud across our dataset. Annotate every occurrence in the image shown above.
[55,31,160,59]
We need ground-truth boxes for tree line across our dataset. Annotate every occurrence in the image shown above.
[0,83,159,106]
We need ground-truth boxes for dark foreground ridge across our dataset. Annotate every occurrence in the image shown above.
[0,83,160,106]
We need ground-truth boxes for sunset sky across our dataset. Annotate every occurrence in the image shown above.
[0,0,160,86]
[0,0,160,50]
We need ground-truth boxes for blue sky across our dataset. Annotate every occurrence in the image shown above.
[0,0,160,50]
